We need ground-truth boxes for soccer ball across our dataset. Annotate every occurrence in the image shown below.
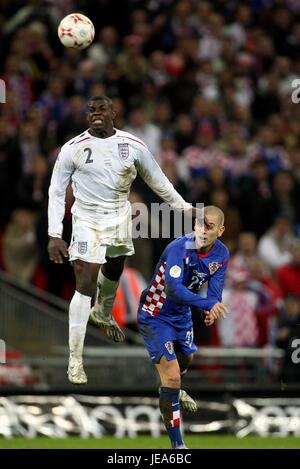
[58,13,95,50]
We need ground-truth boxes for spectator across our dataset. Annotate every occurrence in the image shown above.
[258,215,296,269]
[124,105,162,157]
[230,232,258,274]
[174,113,196,153]
[290,148,300,184]
[209,188,243,250]
[38,75,68,125]
[239,159,275,236]
[248,258,282,346]
[272,170,300,224]
[0,117,14,227]
[220,132,254,178]
[117,34,148,86]
[87,26,119,76]
[276,243,300,297]
[248,125,291,174]
[218,268,259,347]
[3,208,39,282]
[15,154,49,211]
[183,125,229,178]
[56,94,86,145]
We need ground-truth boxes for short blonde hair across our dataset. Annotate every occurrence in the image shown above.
[204,205,225,226]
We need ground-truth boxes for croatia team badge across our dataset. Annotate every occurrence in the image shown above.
[164,341,174,355]
[208,262,222,275]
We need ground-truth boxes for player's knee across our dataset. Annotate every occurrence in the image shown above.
[76,280,94,297]
[73,261,96,296]
[165,374,181,388]
[103,256,125,280]
[163,367,181,388]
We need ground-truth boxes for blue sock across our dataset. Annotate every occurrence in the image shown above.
[159,386,184,449]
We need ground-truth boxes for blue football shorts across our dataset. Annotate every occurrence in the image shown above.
[138,310,197,364]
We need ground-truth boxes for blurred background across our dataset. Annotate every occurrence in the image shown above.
[0,0,300,443]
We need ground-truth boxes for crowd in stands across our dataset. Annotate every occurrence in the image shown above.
[1,0,300,379]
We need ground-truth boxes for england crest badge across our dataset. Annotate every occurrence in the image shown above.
[118,143,129,159]
[78,241,87,255]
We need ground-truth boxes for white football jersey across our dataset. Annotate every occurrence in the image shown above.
[48,128,191,237]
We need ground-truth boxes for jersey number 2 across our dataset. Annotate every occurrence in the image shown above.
[84,147,93,164]
[188,275,199,290]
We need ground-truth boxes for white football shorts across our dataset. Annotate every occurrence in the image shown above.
[69,202,134,264]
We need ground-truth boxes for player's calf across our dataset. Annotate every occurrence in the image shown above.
[159,387,197,413]
[90,270,125,342]
[159,386,186,449]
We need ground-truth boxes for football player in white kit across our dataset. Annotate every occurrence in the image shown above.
[48,96,193,384]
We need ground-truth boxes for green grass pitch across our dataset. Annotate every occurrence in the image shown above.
[0,436,300,449]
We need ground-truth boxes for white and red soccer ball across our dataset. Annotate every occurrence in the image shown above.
[58,13,95,50]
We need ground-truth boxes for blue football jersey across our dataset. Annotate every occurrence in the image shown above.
[139,233,229,324]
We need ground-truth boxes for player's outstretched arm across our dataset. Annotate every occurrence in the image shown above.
[48,237,69,264]
[135,145,192,212]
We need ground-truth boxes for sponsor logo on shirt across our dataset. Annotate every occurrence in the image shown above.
[169,265,182,278]
[118,143,129,159]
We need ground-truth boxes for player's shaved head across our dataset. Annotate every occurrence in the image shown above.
[204,205,225,227]
[88,95,113,108]
[195,205,225,251]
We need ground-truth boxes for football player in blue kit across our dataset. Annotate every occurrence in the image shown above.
[137,205,229,449]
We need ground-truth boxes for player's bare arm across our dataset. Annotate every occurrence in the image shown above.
[48,237,69,264]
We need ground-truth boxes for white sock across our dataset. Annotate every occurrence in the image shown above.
[94,269,119,318]
[69,290,91,361]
